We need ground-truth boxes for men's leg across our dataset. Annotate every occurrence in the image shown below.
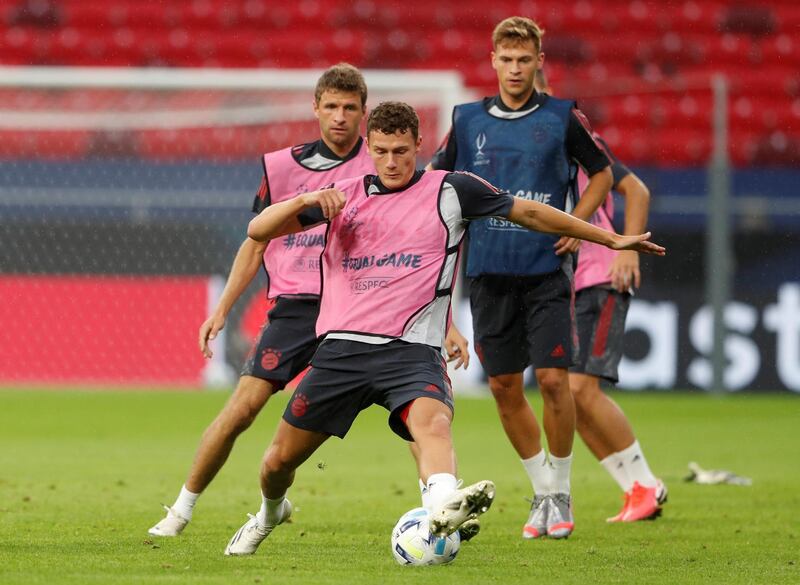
[470,276,548,530]
[260,420,330,499]
[186,375,273,494]
[226,419,329,556]
[148,375,273,537]
[487,373,543,460]
[570,288,663,521]
[404,397,455,481]
[404,397,494,537]
[150,298,319,536]
[525,271,578,538]
[570,372,634,461]
[536,367,575,458]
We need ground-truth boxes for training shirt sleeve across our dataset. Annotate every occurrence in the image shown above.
[593,135,632,189]
[566,108,611,176]
[444,172,515,220]
[296,207,326,227]
[251,164,271,214]
[429,117,458,170]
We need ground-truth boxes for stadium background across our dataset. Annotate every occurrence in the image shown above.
[0,0,798,394]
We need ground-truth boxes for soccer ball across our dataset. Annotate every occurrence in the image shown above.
[391,507,460,566]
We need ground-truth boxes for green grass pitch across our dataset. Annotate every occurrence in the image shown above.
[0,389,798,584]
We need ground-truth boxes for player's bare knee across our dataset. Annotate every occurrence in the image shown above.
[488,376,524,405]
[262,443,295,476]
[570,378,601,413]
[411,410,451,443]
[224,379,271,432]
[424,411,452,441]
[536,370,568,400]
[219,400,258,435]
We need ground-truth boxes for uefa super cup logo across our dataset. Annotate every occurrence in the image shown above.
[474,132,489,166]
[476,132,486,155]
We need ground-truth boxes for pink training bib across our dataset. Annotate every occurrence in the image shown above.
[262,141,375,298]
[316,171,455,340]
[574,170,618,292]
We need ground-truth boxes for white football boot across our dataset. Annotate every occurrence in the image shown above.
[429,480,495,538]
[224,500,292,556]
[148,506,189,537]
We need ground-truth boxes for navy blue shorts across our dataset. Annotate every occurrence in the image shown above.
[470,270,577,376]
[240,296,320,391]
[570,287,630,383]
[283,339,454,441]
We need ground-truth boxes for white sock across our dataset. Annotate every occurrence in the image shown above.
[425,473,458,512]
[600,453,633,492]
[257,493,286,527]
[617,440,657,488]
[549,453,573,495]
[521,449,551,495]
[418,479,432,509]
[172,484,199,520]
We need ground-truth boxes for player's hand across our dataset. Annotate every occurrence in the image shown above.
[610,232,665,255]
[199,313,226,359]
[300,188,346,219]
[608,250,641,292]
[444,326,470,370]
[554,236,581,255]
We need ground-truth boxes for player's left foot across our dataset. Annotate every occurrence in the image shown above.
[622,482,660,522]
[545,493,574,539]
[224,500,293,556]
[148,505,189,537]
[457,518,481,542]
[429,480,495,538]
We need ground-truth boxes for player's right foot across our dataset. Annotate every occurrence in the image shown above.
[522,494,548,539]
[457,518,481,542]
[224,500,292,556]
[545,493,574,539]
[622,482,660,522]
[148,505,189,537]
[429,480,495,538]
[606,491,631,523]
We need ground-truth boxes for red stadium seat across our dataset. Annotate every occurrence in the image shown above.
[1,0,799,165]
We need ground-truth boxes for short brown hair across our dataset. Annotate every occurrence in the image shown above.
[492,16,544,51]
[314,63,367,107]
[367,101,419,140]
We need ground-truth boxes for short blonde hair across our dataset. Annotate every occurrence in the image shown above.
[492,16,544,51]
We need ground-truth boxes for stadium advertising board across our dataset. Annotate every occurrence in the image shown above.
[452,281,800,393]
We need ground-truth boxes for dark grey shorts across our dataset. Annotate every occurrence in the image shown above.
[469,271,577,376]
[282,339,454,441]
[240,297,320,391]
[570,287,630,383]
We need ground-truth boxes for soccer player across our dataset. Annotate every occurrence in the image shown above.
[223,101,664,556]
[428,16,613,539]
[534,70,667,522]
[148,63,376,537]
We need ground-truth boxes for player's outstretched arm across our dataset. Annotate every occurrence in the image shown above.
[247,188,346,243]
[507,198,665,255]
[554,166,613,256]
[608,172,651,291]
[199,237,266,358]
